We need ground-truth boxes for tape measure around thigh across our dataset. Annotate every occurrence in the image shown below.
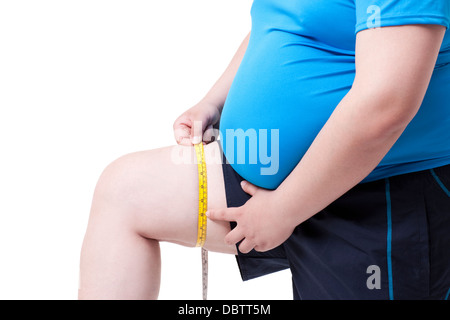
[194,142,208,300]
[194,143,208,247]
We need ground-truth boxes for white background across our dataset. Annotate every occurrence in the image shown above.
[0,0,292,300]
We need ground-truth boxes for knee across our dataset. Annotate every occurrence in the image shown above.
[93,152,144,210]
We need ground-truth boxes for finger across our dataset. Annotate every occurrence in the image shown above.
[173,122,192,146]
[238,239,255,254]
[240,180,260,196]
[202,124,216,144]
[206,207,239,222]
[177,136,193,146]
[191,120,205,145]
[224,227,245,245]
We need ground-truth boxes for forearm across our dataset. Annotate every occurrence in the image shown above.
[276,88,416,226]
[201,32,250,111]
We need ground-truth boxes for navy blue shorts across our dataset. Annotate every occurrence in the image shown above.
[222,156,450,300]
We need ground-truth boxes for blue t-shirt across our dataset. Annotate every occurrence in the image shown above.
[219,0,450,190]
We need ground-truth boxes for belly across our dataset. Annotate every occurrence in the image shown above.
[219,33,355,189]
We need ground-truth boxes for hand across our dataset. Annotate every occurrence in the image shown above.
[207,181,296,253]
[173,100,221,146]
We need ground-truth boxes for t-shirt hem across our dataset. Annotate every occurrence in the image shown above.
[362,156,450,183]
[355,14,450,34]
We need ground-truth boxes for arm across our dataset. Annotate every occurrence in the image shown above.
[201,32,250,111]
[277,25,446,224]
[173,32,250,145]
[208,24,446,253]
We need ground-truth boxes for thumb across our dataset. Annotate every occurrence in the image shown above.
[191,120,206,145]
[240,180,260,196]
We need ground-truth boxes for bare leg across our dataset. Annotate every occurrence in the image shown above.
[78,141,236,300]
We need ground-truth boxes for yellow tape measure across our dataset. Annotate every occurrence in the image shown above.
[194,143,208,300]
[195,143,208,247]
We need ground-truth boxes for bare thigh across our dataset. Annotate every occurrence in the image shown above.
[92,141,236,254]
